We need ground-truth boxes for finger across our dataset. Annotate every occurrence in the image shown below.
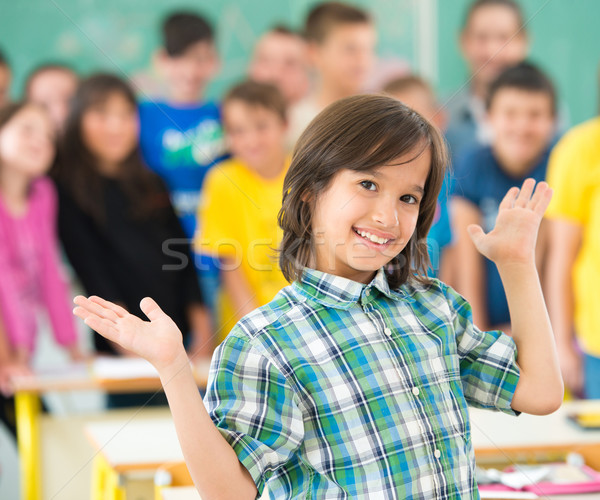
[83,315,120,343]
[89,296,129,318]
[73,296,119,323]
[73,306,93,321]
[499,186,519,210]
[531,183,553,216]
[140,297,167,322]
[514,178,536,208]
[467,224,486,250]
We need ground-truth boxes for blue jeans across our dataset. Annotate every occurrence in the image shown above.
[584,353,600,399]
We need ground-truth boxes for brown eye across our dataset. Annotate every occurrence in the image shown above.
[401,195,418,205]
[360,180,376,191]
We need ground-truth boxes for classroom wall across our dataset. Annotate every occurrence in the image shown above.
[1,0,599,126]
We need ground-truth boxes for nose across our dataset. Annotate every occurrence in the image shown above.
[372,195,399,228]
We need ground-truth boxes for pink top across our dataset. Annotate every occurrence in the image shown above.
[0,177,77,352]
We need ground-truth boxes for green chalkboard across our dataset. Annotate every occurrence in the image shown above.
[0,0,419,101]
[1,0,599,126]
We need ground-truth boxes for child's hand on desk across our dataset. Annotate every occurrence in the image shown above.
[467,178,552,268]
[73,296,186,373]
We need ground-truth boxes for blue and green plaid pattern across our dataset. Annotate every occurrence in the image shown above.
[204,267,520,499]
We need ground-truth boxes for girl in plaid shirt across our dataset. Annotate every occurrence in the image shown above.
[75,94,563,499]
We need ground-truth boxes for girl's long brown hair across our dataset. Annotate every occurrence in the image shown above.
[53,73,166,224]
[278,94,448,289]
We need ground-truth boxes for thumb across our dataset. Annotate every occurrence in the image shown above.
[467,224,486,249]
[140,297,166,322]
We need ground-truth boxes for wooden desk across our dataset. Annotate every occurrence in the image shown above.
[85,417,185,500]
[11,358,209,500]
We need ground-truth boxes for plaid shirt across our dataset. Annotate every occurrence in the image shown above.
[205,267,520,499]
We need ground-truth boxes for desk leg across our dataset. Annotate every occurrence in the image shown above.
[91,454,126,500]
[15,392,41,500]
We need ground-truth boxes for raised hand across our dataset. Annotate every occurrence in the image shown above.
[467,178,553,267]
[73,296,186,372]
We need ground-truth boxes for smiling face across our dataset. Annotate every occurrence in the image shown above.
[159,41,218,103]
[27,68,78,134]
[311,22,376,95]
[223,99,287,173]
[311,147,431,284]
[0,105,55,179]
[487,87,555,173]
[460,4,527,88]
[80,91,139,174]
[249,31,309,104]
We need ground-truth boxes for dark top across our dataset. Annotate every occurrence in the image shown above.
[56,177,203,353]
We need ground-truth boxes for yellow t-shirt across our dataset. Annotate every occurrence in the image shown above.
[546,117,600,355]
[196,157,290,342]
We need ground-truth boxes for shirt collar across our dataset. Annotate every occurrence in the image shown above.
[293,267,405,310]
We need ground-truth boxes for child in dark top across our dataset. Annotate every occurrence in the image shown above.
[451,62,557,332]
[54,75,212,405]
[138,11,228,315]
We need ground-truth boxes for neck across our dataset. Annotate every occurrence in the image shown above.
[249,150,287,180]
[0,167,32,213]
[96,159,121,178]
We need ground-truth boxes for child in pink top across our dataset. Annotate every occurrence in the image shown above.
[0,102,80,397]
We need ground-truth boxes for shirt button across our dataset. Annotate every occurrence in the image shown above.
[412,387,420,396]
[434,449,441,459]
[365,289,371,296]
[384,327,392,337]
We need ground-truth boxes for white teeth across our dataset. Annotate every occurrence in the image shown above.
[356,229,390,245]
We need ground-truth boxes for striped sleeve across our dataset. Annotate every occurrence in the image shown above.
[445,285,520,415]
[204,333,304,495]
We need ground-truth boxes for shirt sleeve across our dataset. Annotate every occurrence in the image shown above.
[204,333,304,495]
[545,129,590,224]
[36,179,78,347]
[444,284,520,416]
[196,166,241,258]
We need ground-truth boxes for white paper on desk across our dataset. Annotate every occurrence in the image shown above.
[92,357,159,379]
[479,492,538,499]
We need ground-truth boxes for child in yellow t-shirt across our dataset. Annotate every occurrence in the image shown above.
[196,81,290,341]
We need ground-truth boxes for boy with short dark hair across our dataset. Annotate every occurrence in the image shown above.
[196,80,290,341]
[451,61,557,332]
[138,11,227,318]
[287,1,376,147]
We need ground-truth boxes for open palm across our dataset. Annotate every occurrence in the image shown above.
[73,296,185,372]
[467,179,553,266]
